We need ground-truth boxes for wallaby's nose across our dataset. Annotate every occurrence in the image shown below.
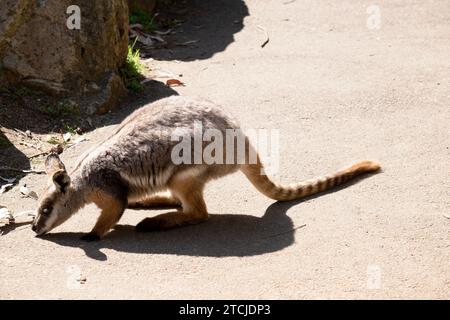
[31,224,37,232]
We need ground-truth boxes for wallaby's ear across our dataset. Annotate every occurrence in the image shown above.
[45,153,66,174]
[45,154,70,193]
[52,169,71,193]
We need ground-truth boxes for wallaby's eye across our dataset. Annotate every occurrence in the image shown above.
[42,207,52,216]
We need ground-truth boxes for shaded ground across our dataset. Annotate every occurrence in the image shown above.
[1,0,449,299]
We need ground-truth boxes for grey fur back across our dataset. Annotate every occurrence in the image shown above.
[72,96,242,200]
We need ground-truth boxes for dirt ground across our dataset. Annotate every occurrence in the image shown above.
[1,0,449,299]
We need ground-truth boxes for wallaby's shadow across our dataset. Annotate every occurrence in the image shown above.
[41,205,296,261]
[40,172,380,261]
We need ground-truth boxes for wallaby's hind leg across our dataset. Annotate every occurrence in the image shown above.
[128,191,181,209]
[82,190,126,241]
[135,176,208,232]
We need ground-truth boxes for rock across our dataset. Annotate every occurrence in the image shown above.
[83,72,127,115]
[128,0,157,14]
[0,0,129,114]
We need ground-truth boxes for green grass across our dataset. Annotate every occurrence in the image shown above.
[129,9,159,33]
[40,101,78,117]
[47,136,60,145]
[120,39,145,92]
[64,124,77,134]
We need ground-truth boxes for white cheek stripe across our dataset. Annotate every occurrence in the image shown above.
[42,210,59,233]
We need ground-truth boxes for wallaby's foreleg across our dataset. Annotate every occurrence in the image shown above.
[82,190,126,241]
[135,176,208,232]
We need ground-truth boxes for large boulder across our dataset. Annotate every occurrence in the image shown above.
[128,0,157,14]
[0,0,129,114]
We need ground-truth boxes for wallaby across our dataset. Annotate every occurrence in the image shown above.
[32,96,380,241]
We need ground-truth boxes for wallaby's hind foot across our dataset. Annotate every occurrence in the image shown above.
[136,172,209,232]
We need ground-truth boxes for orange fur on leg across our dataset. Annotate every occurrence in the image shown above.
[136,174,208,232]
[83,189,125,240]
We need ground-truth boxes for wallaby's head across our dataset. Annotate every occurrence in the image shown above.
[32,153,73,235]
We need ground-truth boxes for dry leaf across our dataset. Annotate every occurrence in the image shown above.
[136,35,154,47]
[63,132,72,142]
[20,185,38,200]
[0,183,13,194]
[77,275,87,284]
[66,136,88,149]
[0,176,16,183]
[166,79,185,87]
[0,208,14,226]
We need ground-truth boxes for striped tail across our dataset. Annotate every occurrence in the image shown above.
[241,157,381,201]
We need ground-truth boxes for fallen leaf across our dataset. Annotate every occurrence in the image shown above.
[0,176,16,184]
[0,208,14,225]
[135,35,154,47]
[0,183,13,194]
[20,185,38,200]
[63,132,72,142]
[77,275,87,284]
[166,79,185,87]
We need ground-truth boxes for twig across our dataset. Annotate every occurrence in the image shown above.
[174,40,199,47]
[257,25,270,48]
[153,29,172,35]
[0,167,45,174]
[29,151,49,159]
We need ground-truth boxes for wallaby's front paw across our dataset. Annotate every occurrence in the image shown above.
[81,233,101,241]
